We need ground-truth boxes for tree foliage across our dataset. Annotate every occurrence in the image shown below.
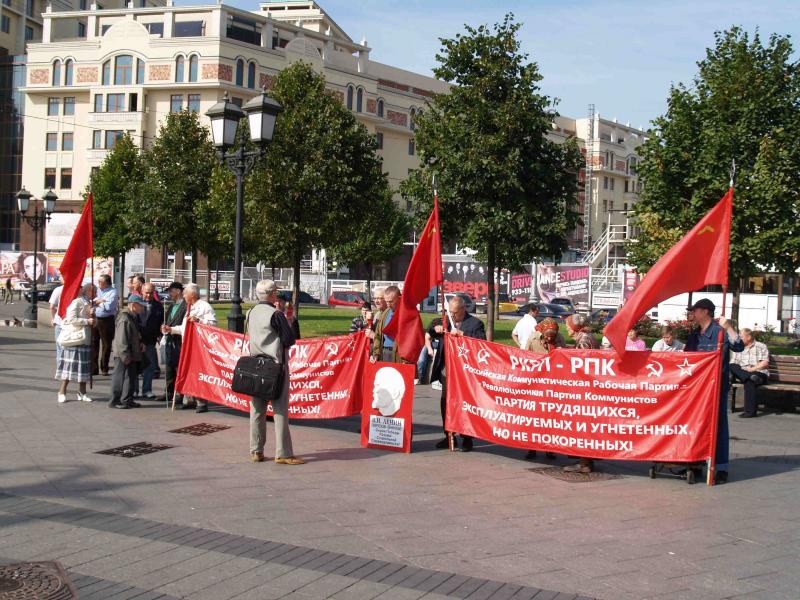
[87,133,144,257]
[400,14,582,339]
[628,27,800,282]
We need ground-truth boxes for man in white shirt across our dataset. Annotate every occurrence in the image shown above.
[49,283,64,365]
[161,283,217,412]
[651,326,685,352]
[512,303,539,349]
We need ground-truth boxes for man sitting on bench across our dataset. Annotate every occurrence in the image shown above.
[730,328,770,418]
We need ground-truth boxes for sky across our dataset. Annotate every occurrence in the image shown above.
[220,0,800,129]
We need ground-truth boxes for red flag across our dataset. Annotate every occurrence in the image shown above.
[58,194,94,318]
[605,187,733,355]
[382,197,443,362]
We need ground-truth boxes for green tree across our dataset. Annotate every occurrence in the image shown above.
[140,109,218,283]
[629,27,800,318]
[86,133,145,288]
[245,61,391,312]
[331,192,411,297]
[401,14,582,340]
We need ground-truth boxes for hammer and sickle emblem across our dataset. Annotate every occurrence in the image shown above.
[325,342,338,357]
[476,349,490,365]
[646,361,664,378]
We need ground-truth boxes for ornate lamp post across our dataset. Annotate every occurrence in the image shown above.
[206,89,282,332]
[16,187,57,327]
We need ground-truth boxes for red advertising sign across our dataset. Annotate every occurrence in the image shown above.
[444,335,721,462]
[176,322,368,417]
[360,361,415,453]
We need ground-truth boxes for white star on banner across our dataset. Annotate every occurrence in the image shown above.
[456,344,470,359]
[677,358,696,377]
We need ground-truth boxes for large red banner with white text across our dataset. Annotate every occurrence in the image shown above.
[175,322,368,417]
[444,335,721,462]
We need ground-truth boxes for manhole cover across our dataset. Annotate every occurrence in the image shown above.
[530,466,623,483]
[169,423,231,436]
[96,442,174,458]
[0,561,76,599]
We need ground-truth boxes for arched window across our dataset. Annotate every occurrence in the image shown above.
[409,108,417,131]
[247,62,256,89]
[64,60,73,86]
[346,85,353,110]
[114,55,133,85]
[136,58,145,84]
[235,59,244,86]
[188,54,198,82]
[52,60,61,86]
[356,87,363,112]
[175,55,184,82]
[102,60,110,85]
[376,98,384,117]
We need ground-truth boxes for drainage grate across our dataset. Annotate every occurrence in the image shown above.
[0,561,76,599]
[96,442,174,458]
[168,423,231,436]
[530,466,623,483]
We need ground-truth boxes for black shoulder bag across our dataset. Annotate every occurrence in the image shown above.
[231,306,285,399]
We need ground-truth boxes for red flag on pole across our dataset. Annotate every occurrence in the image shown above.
[58,193,94,318]
[382,197,443,363]
[605,187,733,356]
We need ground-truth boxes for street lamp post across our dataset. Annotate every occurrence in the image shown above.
[206,89,282,333]
[16,187,57,327]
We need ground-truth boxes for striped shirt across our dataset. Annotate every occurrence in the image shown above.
[730,341,769,375]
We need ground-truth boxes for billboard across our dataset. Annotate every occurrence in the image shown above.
[0,252,51,288]
[442,260,508,303]
[535,264,591,304]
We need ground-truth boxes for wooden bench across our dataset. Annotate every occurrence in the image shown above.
[730,354,800,412]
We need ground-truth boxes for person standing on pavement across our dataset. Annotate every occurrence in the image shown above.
[684,298,744,484]
[92,274,118,376]
[109,295,145,409]
[4,277,12,304]
[372,285,400,362]
[49,281,64,365]
[55,282,96,404]
[161,283,216,412]
[139,283,164,399]
[247,280,304,465]
[160,282,187,407]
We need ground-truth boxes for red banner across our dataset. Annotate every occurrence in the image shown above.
[176,322,368,417]
[444,335,721,462]
[360,362,415,453]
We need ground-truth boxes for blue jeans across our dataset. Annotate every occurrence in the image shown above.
[417,346,431,382]
[141,344,158,395]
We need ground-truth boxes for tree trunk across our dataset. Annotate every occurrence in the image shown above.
[730,277,743,325]
[190,245,198,284]
[293,246,302,318]
[214,259,220,302]
[119,252,126,301]
[271,264,276,280]
[486,241,496,342]
[366,261,373,301]
[494,267,501,320]
[205,261,211,300]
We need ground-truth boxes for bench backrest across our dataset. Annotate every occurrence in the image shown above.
[768,355,800,384]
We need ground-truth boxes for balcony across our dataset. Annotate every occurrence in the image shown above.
[87,111,145,125]
[87,148,110,164]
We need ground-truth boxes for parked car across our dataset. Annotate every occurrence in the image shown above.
[22,282,60,303]
[520,302,575,322]
[497,293,521,315]
[549,297,576,312]
[278,290,320,304]
[328,290,368,307]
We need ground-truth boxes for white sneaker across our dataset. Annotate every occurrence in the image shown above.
[431,381,442,390]
[143,392,157,399]
[77,393,93,402]
[414,379,420,385]
[57,394,67,403]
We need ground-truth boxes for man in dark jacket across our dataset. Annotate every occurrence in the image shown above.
[109,295,145,409]
[139,283,164,399]
[434,295,486,452]
[159,282,187,407]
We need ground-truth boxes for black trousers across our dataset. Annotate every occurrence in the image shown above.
[110,357,138,407]
[730,363,768,415]
[165,363,182,405]
[440,379,472,442]
[94,316,115,373]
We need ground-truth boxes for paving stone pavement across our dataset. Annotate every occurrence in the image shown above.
[1,306,799,599]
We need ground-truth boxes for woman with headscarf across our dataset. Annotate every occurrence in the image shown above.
[524,318,565,353]
[563,314,599,473]
[55,281,96,403]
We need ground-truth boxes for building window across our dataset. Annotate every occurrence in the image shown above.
[46,132,57,151]
[52,60,61,86]
[105,130,123,148]
[170,94,183,113]
[603,176,608,190]
[93,94,103,112]
[376,132,383,149]
[60,168,72,189]
[188,55,198,82]
[0,16,9,34]
[144,22,163,37]
[128,93,137,112]
[610,177,615,191]
[25,26,34,40]
[410,108,416,131]
[175,55,184,82]
[346,85,353,110]
[174,21,204,37]
[47,97,59,116]
[78,22,86,37]
[114,55,133,85]
[102,60,110,85]
[63,97,75,115]
[231,97,242,107]
[356,87,363,112]
[247,62,255,89]
[92,130,102,149]
[187,94,200,113]
[79,0,86,9]
[26,0,33,16]
[235,59,244,86]
[624,180,629,193]
[62,132,74,151]
[44,168,56,188]
[64,60,73,86]
[107,93,124,112]
[602,199,608,212]
[376,98,384,118]
[406,199,413,212]
[137,59,145,84]
[408,139,415,155]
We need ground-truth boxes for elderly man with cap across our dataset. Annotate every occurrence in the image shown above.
[109,294,146,409]
[685,298,743,484]
[159,282,188,407]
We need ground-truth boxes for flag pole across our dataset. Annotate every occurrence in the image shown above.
[89,188,94,392]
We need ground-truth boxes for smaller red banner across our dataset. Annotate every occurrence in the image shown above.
[360,361,415,453]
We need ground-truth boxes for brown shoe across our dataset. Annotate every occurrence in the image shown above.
[274,456,305,465]
[563,458,593,474]
[250,452,265,463]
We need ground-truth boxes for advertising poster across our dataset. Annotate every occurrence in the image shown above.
[360,361,415,453]
[0,252,52,288]
[509,272,532,301]
[443,261,509,304]
[535,264,591,304]
[47,253,114,283]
